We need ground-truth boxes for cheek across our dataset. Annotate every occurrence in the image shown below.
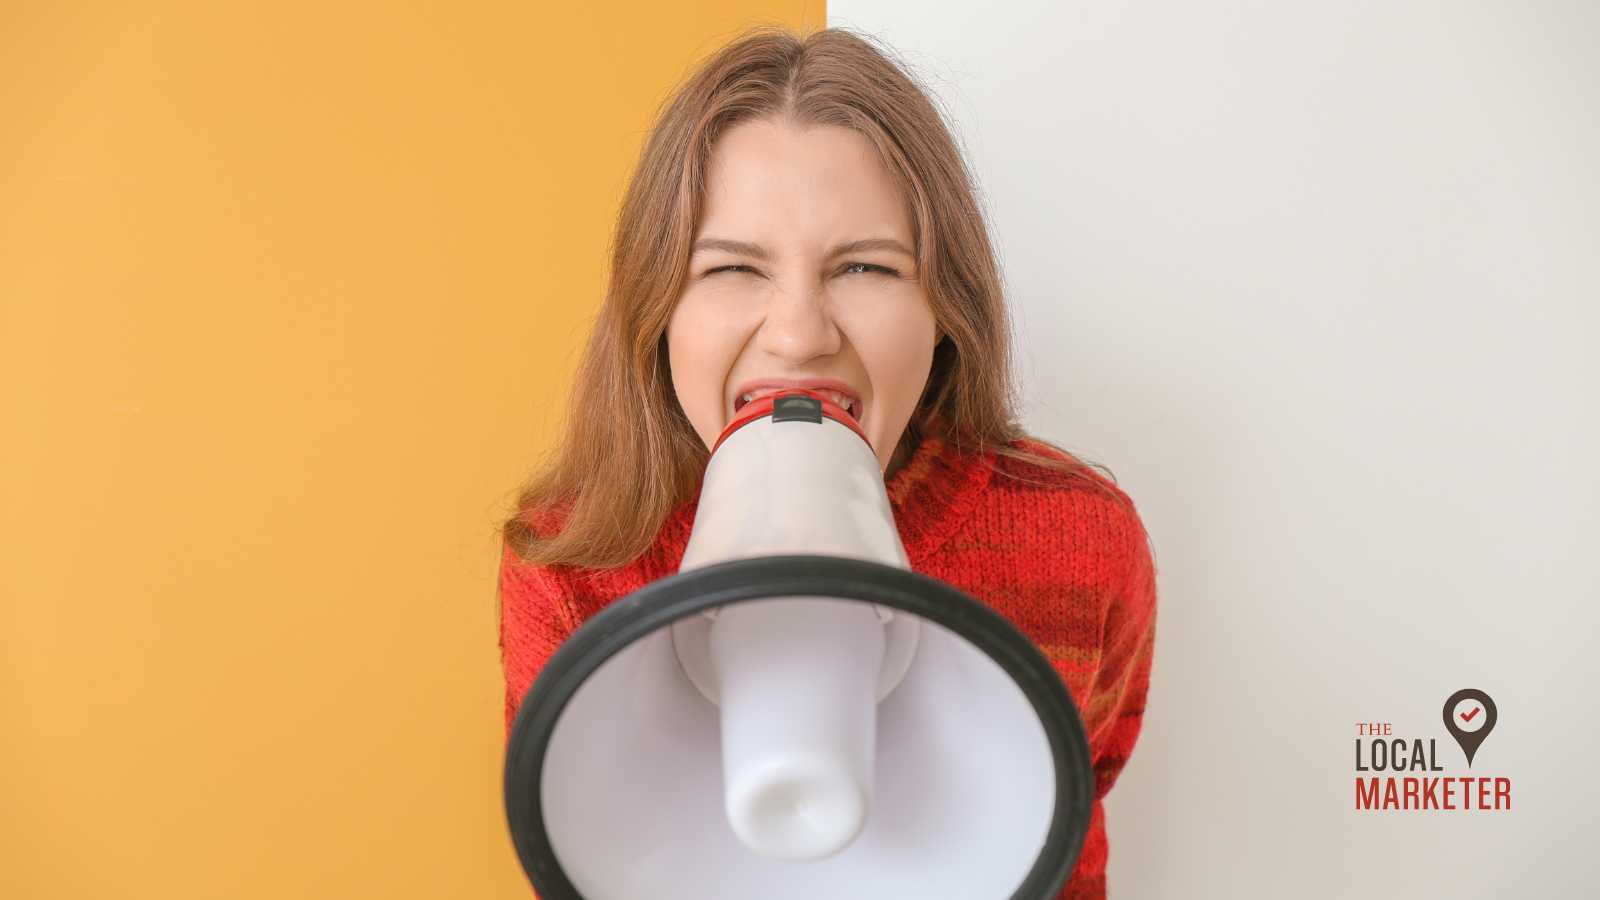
[851,297,939,410]
[666,294,753,444]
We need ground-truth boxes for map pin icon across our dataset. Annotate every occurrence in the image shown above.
[1443,688,1497,767]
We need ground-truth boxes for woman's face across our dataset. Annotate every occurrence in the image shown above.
[666,117,939,474]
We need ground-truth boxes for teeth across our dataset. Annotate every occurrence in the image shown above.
[737,387,859,419]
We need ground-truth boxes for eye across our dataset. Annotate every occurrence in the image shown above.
[705,264,759,277]
[842,262,900,277]
[702,262,901,278]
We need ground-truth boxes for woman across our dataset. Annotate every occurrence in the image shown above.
[499,25,1158,899]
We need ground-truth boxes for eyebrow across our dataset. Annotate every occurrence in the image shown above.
[691,237,915,262]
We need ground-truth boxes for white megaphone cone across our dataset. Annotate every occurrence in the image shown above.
[504,390,1094,900]
[669,390,922,860]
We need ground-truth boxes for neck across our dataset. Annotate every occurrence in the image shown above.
[884,431,916,482]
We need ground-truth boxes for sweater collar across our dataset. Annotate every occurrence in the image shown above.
[658,420,996,572]
[883,423,998,567]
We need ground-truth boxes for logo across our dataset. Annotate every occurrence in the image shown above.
[1353,688,1511,811]
[1441,687,1497,765]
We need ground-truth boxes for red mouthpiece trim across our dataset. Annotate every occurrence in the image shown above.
[710,388,870,455]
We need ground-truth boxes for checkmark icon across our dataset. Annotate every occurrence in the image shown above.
[1444,689,1497,766]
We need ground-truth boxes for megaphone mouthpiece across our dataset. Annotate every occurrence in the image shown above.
[711,597,884,860]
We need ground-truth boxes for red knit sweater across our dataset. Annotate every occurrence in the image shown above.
[499,430,1159,899]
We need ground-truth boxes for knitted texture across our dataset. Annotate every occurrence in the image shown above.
[499,430,1159,899]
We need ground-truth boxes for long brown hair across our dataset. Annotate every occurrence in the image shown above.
[503,25,1130,570]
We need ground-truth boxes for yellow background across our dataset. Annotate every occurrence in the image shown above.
[2,2,823,896]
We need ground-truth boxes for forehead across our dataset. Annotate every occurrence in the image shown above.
[699,118,911,241]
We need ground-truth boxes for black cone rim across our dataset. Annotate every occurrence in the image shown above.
[503,554,1094,899]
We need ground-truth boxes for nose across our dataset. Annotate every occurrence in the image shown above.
[755,281,841,362]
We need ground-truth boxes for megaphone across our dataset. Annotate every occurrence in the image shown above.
[504,389,1093,899]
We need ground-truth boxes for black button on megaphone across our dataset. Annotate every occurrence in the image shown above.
[504,390,1093,899]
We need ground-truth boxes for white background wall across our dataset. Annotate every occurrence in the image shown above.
[828,2,1596,896]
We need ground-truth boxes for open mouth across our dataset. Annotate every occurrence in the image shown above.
[734,388,861,423]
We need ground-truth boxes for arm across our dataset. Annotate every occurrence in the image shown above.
[1087,505,1159,803]
[1061,503,1160,899]
[498,539,580,741]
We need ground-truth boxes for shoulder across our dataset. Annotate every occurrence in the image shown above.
[975,435,1155,583]
[502,497,573,574]
[499,497,594,601]
[989,435,1136,509]
[514,495,577,542]
[501,494,685,616]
